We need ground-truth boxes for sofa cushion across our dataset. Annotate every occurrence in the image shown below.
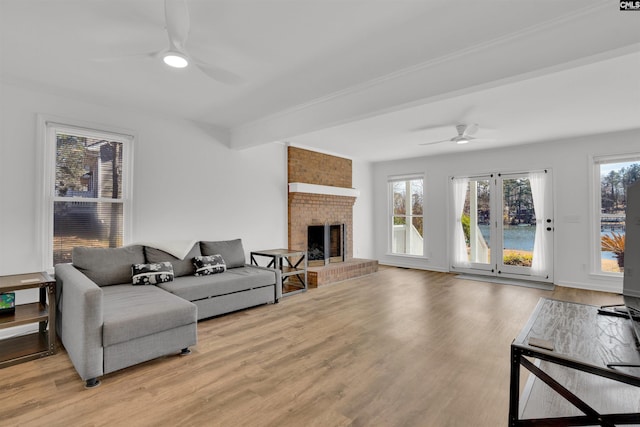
[200,239,245,268]
[144,243,201,277]
[73,245,145,286]
[101,284,197,347]
[132,262,174,285]
[193,255,226,276]
[157,266,275,301]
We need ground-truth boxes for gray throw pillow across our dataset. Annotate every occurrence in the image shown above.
[200,239,245,268]
[72,245,145,286]
[144,243,201,277]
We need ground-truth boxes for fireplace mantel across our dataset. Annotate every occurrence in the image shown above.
[288,182,359,198]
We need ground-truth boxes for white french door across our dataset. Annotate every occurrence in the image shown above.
[451,170,553,282]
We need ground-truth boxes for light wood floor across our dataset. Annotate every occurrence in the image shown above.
[0,267,624,427]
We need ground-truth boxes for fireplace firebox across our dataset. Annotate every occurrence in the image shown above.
[307,224,345,266]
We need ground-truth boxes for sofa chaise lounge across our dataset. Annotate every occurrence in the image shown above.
[55,239,281,388]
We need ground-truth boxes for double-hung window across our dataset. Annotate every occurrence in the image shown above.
[592,153,640,275]
[42,120,133,268]
[389,175,424,256]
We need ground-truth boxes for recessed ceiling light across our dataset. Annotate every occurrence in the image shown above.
[163,52,189,68]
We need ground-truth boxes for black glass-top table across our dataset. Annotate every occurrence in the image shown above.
[510,298,640,426]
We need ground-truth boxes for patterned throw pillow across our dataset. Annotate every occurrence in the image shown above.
[193,255,226,276]
[131,262,175,285]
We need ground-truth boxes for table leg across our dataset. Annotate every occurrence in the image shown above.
[509,344,521,426]
[39,286,47,334]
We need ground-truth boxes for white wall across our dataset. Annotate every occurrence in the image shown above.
[373,129,640,294]
[352,159,374,259]
[0,82,288,277]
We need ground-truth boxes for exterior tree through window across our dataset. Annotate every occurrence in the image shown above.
[42,120,133,268]
[390,176,424,256]
[594,154,640,275]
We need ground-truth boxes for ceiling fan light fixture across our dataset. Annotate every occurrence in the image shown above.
[163,52,189,68]
[456,137,470,144]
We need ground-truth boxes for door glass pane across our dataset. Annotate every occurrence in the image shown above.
[502,178,535,267]
[463,179,491,264]
[56,133,123,199]
[410,179,424,253]
[411,180,423,216]
[391,216,405,254]
[392,182,406,215]
[391,178,423,256]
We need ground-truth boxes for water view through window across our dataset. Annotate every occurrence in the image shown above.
[598,159,640,274]
[463,177,537,267]
[454,171,552,279]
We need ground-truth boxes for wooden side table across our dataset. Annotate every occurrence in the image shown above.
[250,249,307,298]
[0,272,56,368]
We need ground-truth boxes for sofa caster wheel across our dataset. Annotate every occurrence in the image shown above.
[180,347,191,356]
[85,378,101,389]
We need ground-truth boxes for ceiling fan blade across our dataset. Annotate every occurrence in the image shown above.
[165,0,190,49]
[463,123,479,136]
[194,61,245,85]
[410,124,452,133]
[419,139,452,146]
[419,123,492,146]
[93,49,163,63]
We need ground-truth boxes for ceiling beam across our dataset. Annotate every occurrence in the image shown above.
[229,5,640,151]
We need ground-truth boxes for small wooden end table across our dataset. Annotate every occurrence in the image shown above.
[0,272,56,368]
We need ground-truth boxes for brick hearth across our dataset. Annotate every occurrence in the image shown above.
[307,258,379,288]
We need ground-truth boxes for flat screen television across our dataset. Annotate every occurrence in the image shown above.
[623,181,640,345]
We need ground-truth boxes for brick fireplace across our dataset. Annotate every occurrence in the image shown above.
[288,147,378,287]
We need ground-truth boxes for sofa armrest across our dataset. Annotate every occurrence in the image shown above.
[55,263,104,381]
[245,264,282,301]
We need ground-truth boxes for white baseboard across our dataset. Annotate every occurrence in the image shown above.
[555,280,623,295]
[378,261,449,273]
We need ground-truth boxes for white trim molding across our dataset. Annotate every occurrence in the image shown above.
[288,182,359,198]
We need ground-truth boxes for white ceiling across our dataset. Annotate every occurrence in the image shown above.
[1,0,639,162]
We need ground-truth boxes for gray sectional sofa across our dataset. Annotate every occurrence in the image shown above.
[55,239,281,388]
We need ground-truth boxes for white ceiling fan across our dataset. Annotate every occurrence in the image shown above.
[102,0,243,85]
[419,123,485,146]
[161,0,243,84]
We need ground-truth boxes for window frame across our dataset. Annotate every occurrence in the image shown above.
[38,115,134,271]
[387,174,425,258]
[590,152,640,277]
